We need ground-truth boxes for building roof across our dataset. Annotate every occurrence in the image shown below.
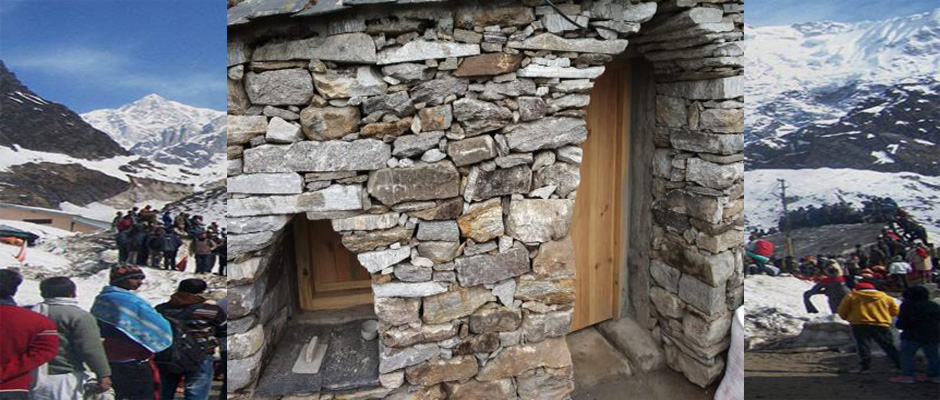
[0,203,110,229]
[227,0,449,26]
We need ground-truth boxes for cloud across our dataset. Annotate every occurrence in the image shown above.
[9,46,128,75]
[7,45,223,109]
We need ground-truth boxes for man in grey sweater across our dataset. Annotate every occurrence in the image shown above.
[29,277,112,400]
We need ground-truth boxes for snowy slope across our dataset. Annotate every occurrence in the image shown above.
[0,220,224,309]
[744,9,940,233]
[744,275,831,343]
[745,168,940,236]
[745,9,940,141]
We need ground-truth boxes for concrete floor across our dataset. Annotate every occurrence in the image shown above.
[567,327,716,400]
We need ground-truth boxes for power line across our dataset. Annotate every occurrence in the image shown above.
[779,179,794,258]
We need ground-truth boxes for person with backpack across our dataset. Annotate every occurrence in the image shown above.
[91,265,172,400]
[162,229,184,271]
[147,228,165,270]
[28,277,112,400]
[0,269,59,400]
[162,211,173,228]
[155,279,226,400]
[889,285,940,384]
[212,235,226,276]
[192,233,216,274]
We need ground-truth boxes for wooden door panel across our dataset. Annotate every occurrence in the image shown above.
[571,60,629,331]
[297,217,373,310]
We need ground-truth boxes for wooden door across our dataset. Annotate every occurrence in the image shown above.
[570,59,630,331]
[295,218,374,310]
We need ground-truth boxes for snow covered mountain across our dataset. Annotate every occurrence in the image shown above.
[745,9,939,143]
[744,10,940,234]
[0,61,218,211]
[81,94,226,170]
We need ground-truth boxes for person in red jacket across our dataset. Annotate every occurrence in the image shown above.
[0,269,59,399]
[746,239,776,275]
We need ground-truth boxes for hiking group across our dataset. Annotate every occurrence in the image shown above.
[112,206,226,276]
[746,209,939,386]
[0,267,226,400]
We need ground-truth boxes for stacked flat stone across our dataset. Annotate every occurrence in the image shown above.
[227,0,744,397]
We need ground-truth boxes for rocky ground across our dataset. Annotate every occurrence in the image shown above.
[567,326,717,400]
[745,351,940,400]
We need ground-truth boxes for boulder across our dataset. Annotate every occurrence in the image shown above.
[299,106,360,140]
[358,246,412,273]
[534,162,580,197]
[455,248,530,287]
[393,131,446,158]
[342,226,414,253]
[422,286,493,324]
[452,98,512,136]
[506,199,575,243]
[362,91,416,117]
[244,69,313,106]
[405,356,478,386]
[508,33,628,54]
[514,278,575,304]
[532,237,576,279]
[505,118,588,152]
[227,173,302,195]
[252,33,378,64]
[464,165,533,202]
[242,140,390,173]
[228,115,267,145]
[477,337,572,381]
[377,40,480,65]
[453,53,524,77]
[417,105,453,131]
[447,135,498,167]
[368,162,461,205]
[227,185,366,217]
[374,297,421,327]
[410,75,469,106]
[469,303,523,334]
[457,198,504,243]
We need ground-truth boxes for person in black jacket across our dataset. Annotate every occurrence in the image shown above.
[889,285,940,384]
[162,229,183,271]
[147,228,164,269]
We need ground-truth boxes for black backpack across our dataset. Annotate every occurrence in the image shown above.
[156,305,206,374]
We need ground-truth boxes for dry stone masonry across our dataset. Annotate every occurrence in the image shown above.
[227,0,744,397]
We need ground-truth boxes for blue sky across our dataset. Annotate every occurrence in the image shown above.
[747,0,938,27]
[0,0,225,112]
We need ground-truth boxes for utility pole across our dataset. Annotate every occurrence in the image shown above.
[778,179,794,258]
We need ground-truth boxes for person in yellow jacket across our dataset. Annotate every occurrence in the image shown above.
[837,282,901,373]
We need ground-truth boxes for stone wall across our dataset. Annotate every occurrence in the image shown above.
[226,0,744,397]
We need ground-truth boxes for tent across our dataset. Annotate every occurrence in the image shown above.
[0,224,40,246]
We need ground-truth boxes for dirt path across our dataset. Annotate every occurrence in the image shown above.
[745,351,939,399]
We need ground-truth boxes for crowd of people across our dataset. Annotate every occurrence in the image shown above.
[0,267,226,400]
[747,209,939,385]
[112,206,226,276]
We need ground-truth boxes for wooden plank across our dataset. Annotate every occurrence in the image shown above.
[307,289,375,310]
[571,59,629,331]
[316,280,373,292]
[295,216,316,310]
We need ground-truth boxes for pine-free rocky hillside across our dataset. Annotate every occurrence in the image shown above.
[0,61,128,160]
